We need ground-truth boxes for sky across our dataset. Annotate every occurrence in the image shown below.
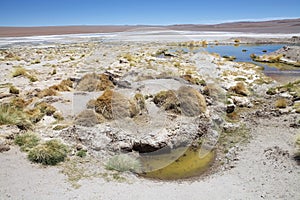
[1,0,300,26]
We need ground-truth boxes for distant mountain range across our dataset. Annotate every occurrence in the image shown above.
[0,18,299,37]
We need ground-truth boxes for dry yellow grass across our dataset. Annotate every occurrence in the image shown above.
[275,98,287,108]
[94,89,138,120]
[230,82,250,96]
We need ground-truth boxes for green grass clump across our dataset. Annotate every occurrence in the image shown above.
[0,104,32,129]
[76,149,87,158]
[14,132,40,152]
[28,140,68,165]
[106,154,141,173]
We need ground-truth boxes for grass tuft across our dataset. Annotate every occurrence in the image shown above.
[0,104,32,129]
[14,132,40,152]
[106,154,141,173]
[76,149,87,158]
[28,139,68,165]
[275,98,287,108]
[12,67,27,77]
[9,85,20,94]
[230,82,250,96]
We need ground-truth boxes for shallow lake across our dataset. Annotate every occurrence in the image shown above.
[179,44,300,83]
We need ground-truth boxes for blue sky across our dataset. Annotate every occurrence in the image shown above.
[1,0,299,26]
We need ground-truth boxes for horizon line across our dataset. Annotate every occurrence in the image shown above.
[0,17,299,28]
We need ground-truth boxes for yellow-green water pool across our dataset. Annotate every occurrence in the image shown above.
[139,146,215,180]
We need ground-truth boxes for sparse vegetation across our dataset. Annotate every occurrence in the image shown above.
[50,79,73,92]
[275,98,287,108]
[10,97,30,109]
[94,89,138,120]
[53,124,68,130]
[14,132,40,152]
[251,53,283,63]
[8,85,19,94]
[76,149,87,158]
[12,67,27,77]
[31,59,41,64]
[266,80,300,98]
[229,82,250,96]
[106,154,141,173]
[37,88,57,98]
[36,102,56,116]
[294,134,300,162]
[153,86,206,116]
[12,67,38,82]
[177,86,207,116]
[134,93,146,110]
[219,123,250,153]
[0,104,32,129]
[294,102,300,113]
[180,74,206,85]
[51,68,57,75]
[222,55,236,61]
[153,90,180,113]
[28,139,68,165]
[76,73,114,92]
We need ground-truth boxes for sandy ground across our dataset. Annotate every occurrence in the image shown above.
[1,115,299,200]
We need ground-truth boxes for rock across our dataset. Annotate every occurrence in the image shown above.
[279,108,290,115]
[37,115,56,126]
[0,125,19,139]
[133,129,170,153]
[177,86,207,116]
[0,144,10,152]
[0,138,10,153]
[211,113,224,125]
[76,73,115,92]
[223,122,239,132]
[116,80,132,89]
[75,109,100,127]
[232,96,253,108]
[279,92,293,98]
[59,125,112,151]
[226,104,235,113]
[111,141,133,152]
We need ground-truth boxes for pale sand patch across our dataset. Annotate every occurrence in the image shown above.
[1,116,299,200]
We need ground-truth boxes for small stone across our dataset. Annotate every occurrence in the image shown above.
[226,104,235,113]
[232,96,253,108]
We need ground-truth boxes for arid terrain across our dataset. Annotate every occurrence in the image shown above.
[0,18,300,37]
[0,26,299,200]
